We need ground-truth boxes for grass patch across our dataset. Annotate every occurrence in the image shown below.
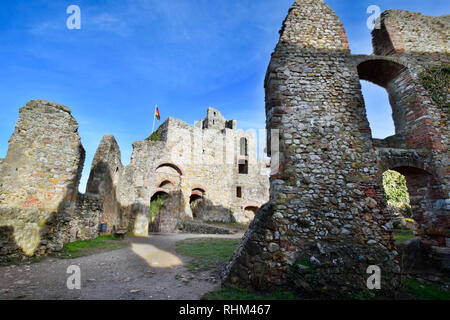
[405,279,450,300]
[175,238,239,273]
[202,287,298,300]
[393,229,415,242]
[59,235,127,259]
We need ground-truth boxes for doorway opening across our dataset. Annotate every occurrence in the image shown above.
[149,191,168,233]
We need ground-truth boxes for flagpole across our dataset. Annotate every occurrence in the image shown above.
[152,104,157,133]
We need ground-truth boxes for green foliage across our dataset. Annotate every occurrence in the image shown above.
[419,63,450,114]
[383,170,411,214]
[60,235,126,259]
[149,193,168,221]
[146,128,162,142]
[175,238,239,273]
[202,287,298,300]
[405,279,450,300]
[393,229,415,242]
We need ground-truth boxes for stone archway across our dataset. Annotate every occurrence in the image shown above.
[353,55,443,150]
[156,162,185,177]
[189,187,206,220]
[243,206,258,221]
[149,191,169,233]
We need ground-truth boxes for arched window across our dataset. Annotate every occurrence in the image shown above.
[357,59,408,140]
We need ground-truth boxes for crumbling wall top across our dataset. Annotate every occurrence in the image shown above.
[24,99,72,114]
[278,0,349,51]
[373,10,450,55]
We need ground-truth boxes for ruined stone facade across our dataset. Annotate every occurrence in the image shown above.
[108,108,270,236]
[223,0,449,294]
[0,100,103,263]
[85,135,124,234]
[0,103,269,260]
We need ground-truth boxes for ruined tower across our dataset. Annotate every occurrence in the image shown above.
[223,0,400,294]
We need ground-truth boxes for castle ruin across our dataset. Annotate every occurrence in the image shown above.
[0,102,269,263]
[223,0,449,294]
[90,107,270,236]
[0,0,448,297]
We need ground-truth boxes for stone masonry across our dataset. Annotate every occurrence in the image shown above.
[224,0,409,295]
[0,1,447,279]
[112,108,270,236]
[368,10,450,269]
[223,1,449,292]
[86,134,124,234]
[0,100,103,263]
[0,103,269,261]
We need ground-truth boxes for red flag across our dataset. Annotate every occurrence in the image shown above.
[155,106,161,121]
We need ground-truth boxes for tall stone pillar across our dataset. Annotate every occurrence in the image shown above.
[223,0,400,295]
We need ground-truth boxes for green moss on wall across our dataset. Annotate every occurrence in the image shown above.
[419,64,449,114]
[146,128,162,142]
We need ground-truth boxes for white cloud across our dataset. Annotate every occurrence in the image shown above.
[88,13,131,36]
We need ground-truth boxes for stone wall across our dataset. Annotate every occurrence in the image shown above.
[0,100,87,258]
[86,134,123,233]
[223,0,400,295]
[112,108,269,236]
[0,100,106,262]
[372,10,449,55]
[0,226,24,264]
[369,10,449,256]
[71,193,103,241]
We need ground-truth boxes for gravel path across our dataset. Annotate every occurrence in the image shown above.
[0,233,243,300]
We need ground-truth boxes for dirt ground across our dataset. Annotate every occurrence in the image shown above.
[0,233,243,300]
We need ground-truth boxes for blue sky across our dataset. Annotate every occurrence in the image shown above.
[0,0,448,192]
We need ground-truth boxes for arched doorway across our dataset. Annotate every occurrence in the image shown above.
[382,170,415,240]
[243,206,259,222]
[149,191,168,233]
[389,166,437,235]
[190,188,206,220]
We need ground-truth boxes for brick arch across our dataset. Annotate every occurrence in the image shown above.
[242,201,260,210]
[191,184,207,195]
[152,189,170,197]
[156,162,186,177]
[244,205,259,212]
[376,149,436,176]
[378,157,446,239]
[356,57,407,88]
[156,179,176,189]
[353,55,441,151]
